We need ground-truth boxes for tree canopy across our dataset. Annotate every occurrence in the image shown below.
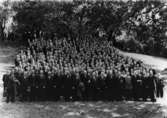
[1,0,167,57]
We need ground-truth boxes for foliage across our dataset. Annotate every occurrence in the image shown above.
[0,0,13,40]
[6,0,167,57]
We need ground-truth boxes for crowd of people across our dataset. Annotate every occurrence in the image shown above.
[2,35,164,102]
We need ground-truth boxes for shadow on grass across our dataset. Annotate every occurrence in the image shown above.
[0,101,162,118]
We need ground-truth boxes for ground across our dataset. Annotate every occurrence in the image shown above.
[0,101,163,118]
[0,47,166,118]
[120,50,167,71]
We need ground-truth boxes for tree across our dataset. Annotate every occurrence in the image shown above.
[12,0,55,40]
[0,0,12,41]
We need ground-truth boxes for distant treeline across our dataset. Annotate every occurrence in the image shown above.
[1,0,167,57]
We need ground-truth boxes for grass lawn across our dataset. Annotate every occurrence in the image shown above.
[0,101,163,118]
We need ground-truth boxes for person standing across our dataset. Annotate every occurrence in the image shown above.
[2,74,8,97]
[6,71,19,102]
[156,78,164,98]
[149,69,157,102]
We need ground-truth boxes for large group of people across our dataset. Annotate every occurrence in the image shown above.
[2,35,164,102]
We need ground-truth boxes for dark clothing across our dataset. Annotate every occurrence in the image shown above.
[156,79,164,98]
[6,75,17,102]
[2,74,8,97]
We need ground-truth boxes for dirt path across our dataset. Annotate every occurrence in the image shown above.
[119,51,167,70]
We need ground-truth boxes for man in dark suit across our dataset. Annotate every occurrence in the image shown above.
[149,69,157,102]
[6,71,19,102]
[2,73,8,97]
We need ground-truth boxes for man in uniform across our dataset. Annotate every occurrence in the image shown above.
[98,70,106,100]
[39,69,46,101]
[131,71,138,101]
[105,70,113,101]
[6,71,19,102]
[148,69,157,102]
[77,71,86,101]
[80,71,87,101]
[156,78,164,98]
[119,73,126,100]
[142,72,149,101]
[113,70,121,101]
[29,70,36,101]
[70,70,77,101]
[2,73,8,97]
[86,69,94,101]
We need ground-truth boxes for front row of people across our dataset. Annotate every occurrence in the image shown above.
[2,68,164,102]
